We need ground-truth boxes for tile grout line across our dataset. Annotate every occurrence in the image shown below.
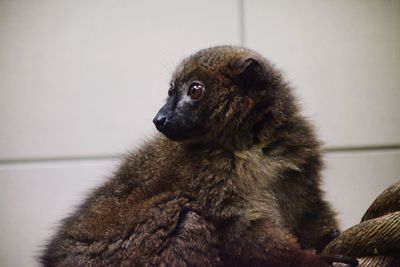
[239,0,246,47]
[1,145,400,166]
[323,144,400,153]
[0,155,122,165]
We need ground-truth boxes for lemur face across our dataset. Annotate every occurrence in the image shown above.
[153,77,208,141]
[153,46,271,144]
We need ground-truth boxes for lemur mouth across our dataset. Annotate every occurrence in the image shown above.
[159,125,201,142]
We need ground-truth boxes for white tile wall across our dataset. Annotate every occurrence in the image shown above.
[0,159,119,267]
[245,0,400,147]
[323,150,400,229]
[0,0,240,160]
[0,1,399,266]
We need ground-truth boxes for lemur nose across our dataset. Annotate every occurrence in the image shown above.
[153,115,167,129]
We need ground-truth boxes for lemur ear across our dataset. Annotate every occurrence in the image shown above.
[234,57,266,91]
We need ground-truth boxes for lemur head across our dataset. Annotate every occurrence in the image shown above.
[153,46,287,148]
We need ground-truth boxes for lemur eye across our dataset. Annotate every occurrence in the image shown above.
[188,82,204,100]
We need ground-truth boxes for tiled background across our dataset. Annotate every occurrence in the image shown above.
[0,0,399,266]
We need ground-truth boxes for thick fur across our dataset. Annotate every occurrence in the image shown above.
[41,46,339,267]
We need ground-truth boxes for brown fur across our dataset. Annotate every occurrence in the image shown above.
[41,46,340,266]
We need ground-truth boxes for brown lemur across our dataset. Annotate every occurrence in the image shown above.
[41,46,357,267]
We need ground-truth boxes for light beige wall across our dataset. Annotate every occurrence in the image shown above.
[245,0,400,148]
[0,0,399,266]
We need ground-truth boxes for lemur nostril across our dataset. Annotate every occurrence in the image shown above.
[153,116,167,128]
